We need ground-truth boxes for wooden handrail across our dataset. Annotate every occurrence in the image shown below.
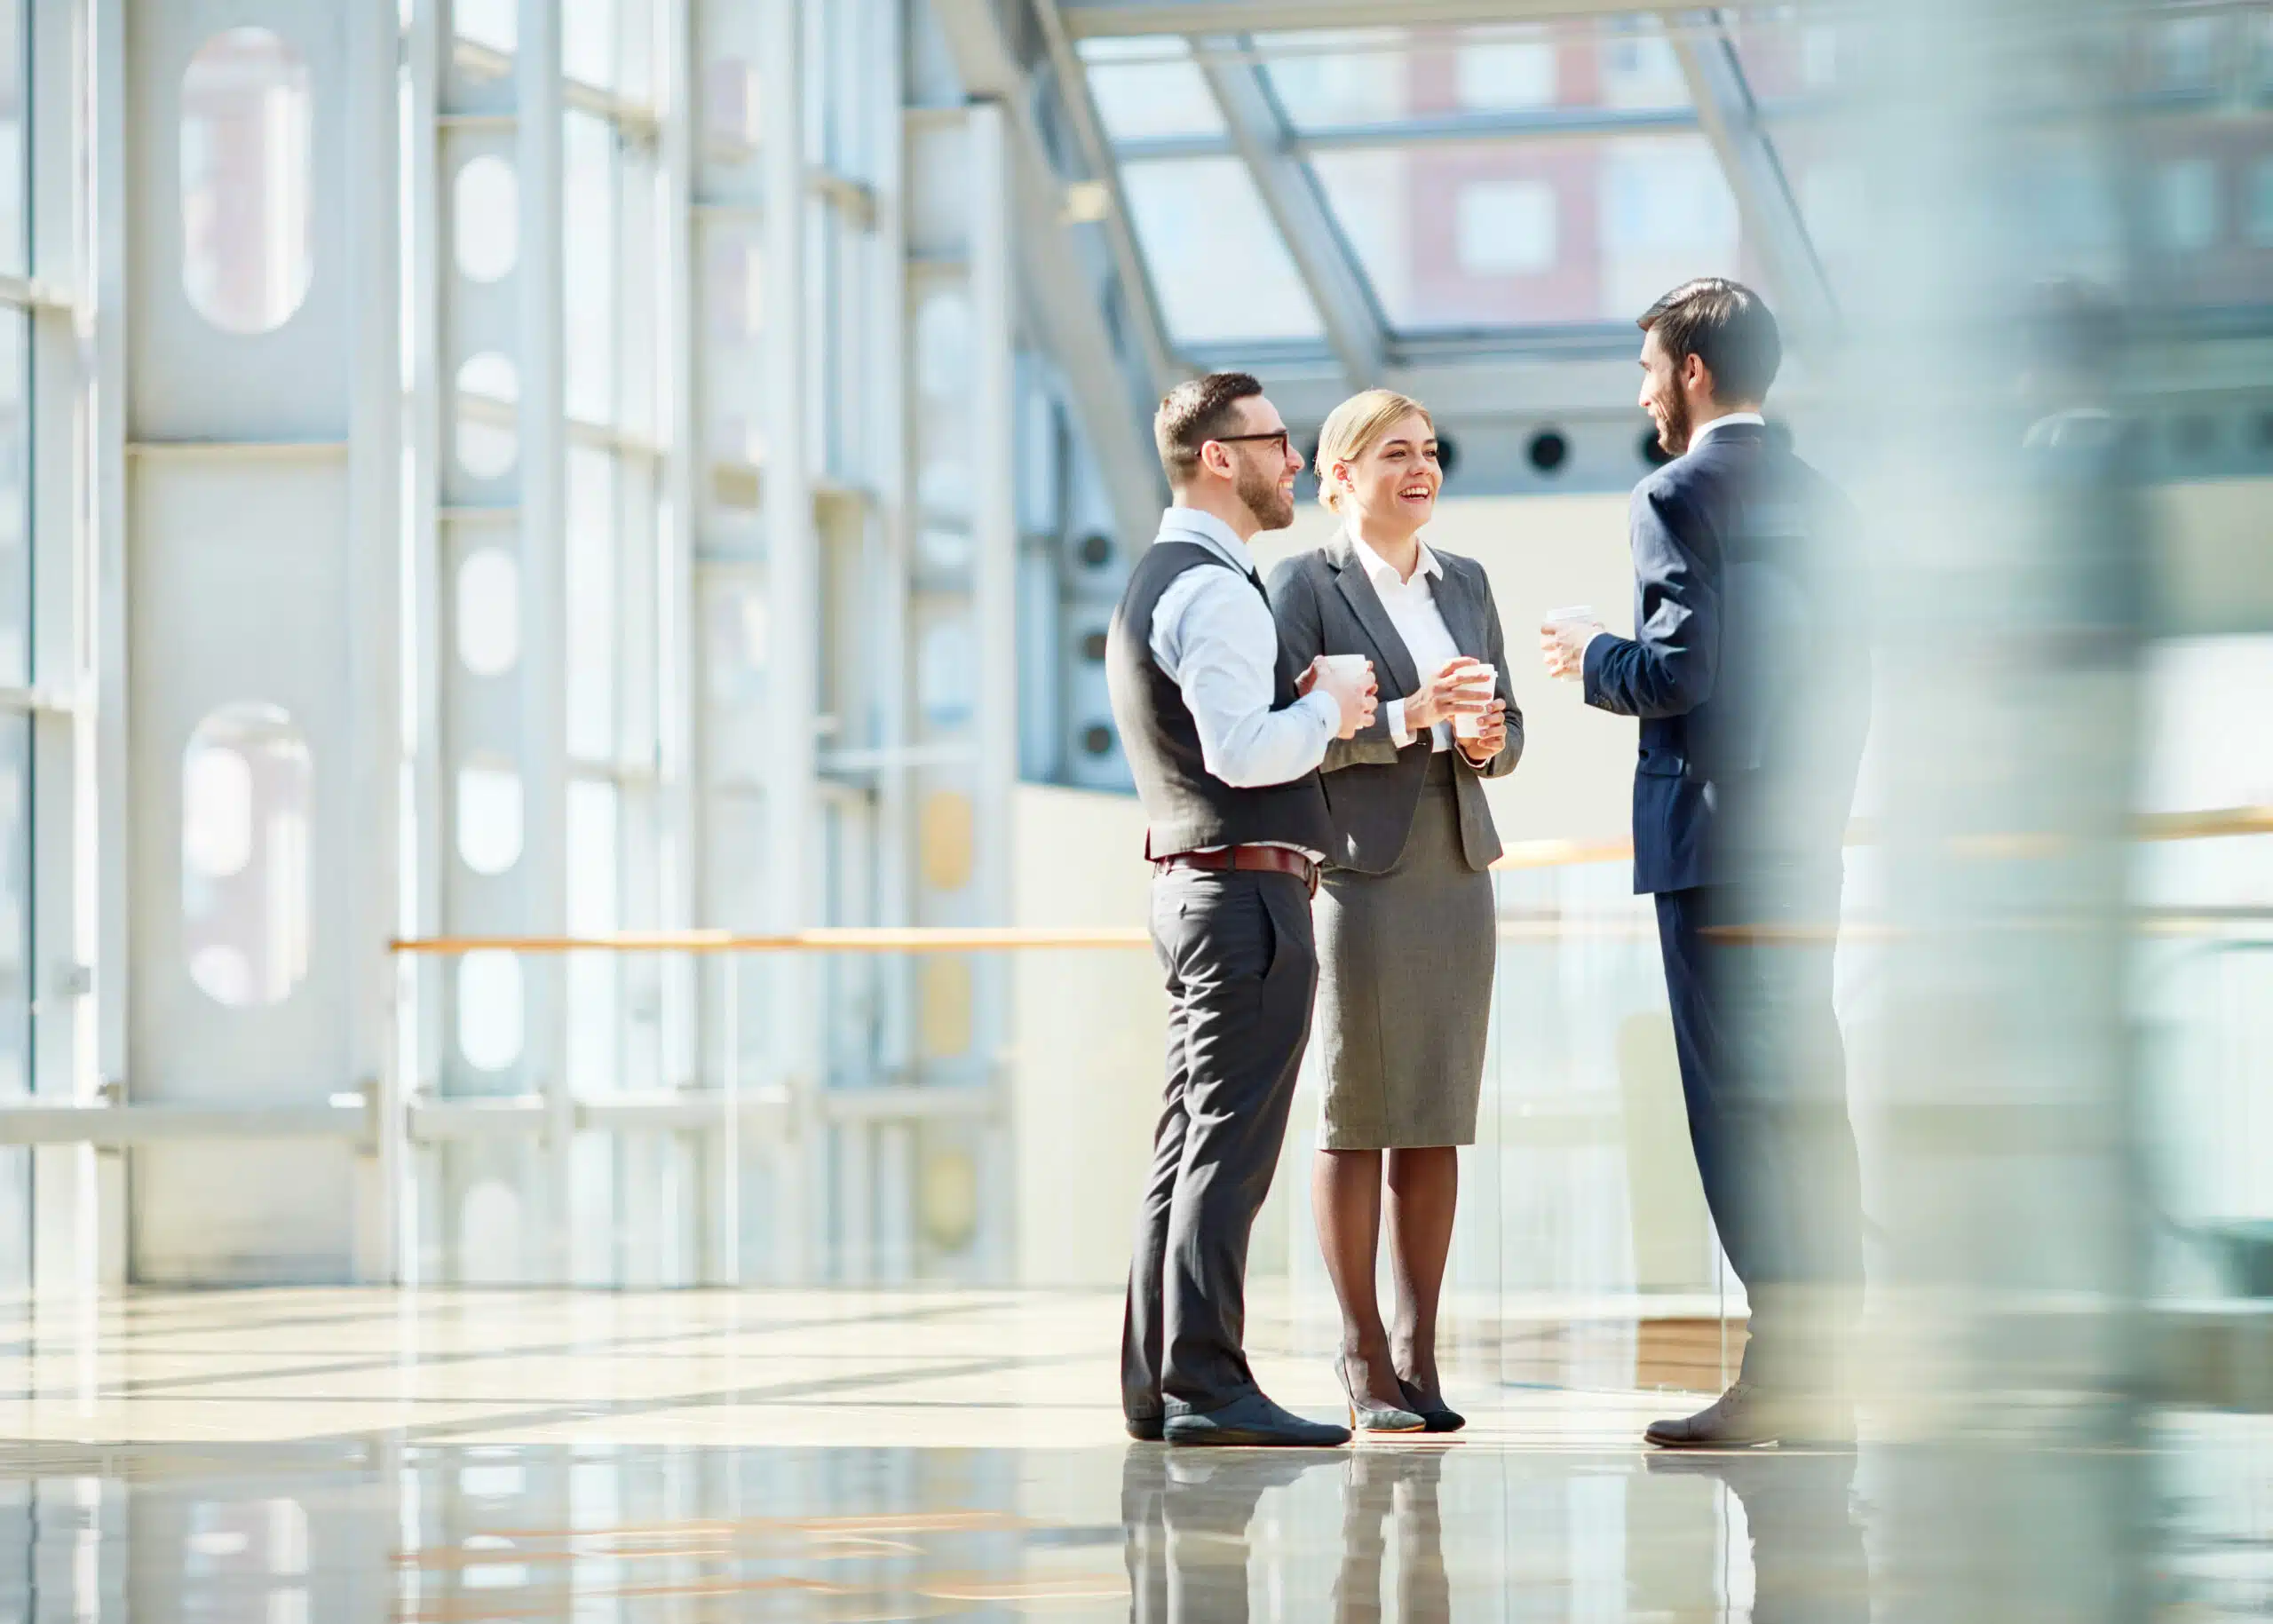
[2138,805,2273,841]
[387,805,2273,956]
[1489,804,2273,873]
[1490,836,1637,871]
[390,927,1156,955]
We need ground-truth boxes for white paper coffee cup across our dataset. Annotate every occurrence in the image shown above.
[1453,661,1495,739]
[1544,604,1599,629]
[1319,653,1371,685]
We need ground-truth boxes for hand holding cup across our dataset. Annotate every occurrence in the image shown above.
[1303,654,1379,741]
[1458,698,1509,764]
[1406,656,1497,735]
[1539,605,1605,682]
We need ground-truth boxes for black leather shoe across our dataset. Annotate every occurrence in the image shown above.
[1398,1376,1466,1435]
[1645,1382,1854,1450]
[1164,1391,1351,1448]
[1126,1415,1164,1442]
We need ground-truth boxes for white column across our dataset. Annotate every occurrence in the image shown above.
[967,100,1018,1279]
[516,0,571,1280]
[29,0,99,1300]
[83,0,128,1295]
[658,0,709,1283]
[401,0,445,1287]
[344,0,403,1284]
[869,0,914,1286]
[760,0,817,1283]
[112,0,400,1283]
[969,102,1015,957]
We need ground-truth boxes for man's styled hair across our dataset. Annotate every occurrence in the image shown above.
[1639,278,1783,405]
[1155,372,1265,484]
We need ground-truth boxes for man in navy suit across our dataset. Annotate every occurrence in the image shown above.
[1541,280,1870,1447]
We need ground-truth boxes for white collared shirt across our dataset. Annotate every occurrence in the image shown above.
[1145,507,1339,859]
[1686,410,1765,452]
[1346,528,1462,753]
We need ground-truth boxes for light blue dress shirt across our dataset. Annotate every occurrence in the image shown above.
[1144,506,1340,792]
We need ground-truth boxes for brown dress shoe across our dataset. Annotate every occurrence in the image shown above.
[1647,1382,1778,1448]
[1645,1382,1856,1450]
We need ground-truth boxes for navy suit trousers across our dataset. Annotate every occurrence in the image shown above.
[1653,873,1865,1388]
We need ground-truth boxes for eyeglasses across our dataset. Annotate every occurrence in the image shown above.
[1209,431,1293,457]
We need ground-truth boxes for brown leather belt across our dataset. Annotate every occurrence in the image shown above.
[1154,844,1319,897]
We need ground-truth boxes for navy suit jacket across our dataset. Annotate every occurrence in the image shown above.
[1583,423,1870,895]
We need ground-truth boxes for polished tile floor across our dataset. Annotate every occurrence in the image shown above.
[0,1288,2260,1620]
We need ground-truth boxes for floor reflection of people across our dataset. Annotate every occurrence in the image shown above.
[1121,1447,1337,1622]
[1330,1449,1450,1624]
[1647,1452,1871,1623]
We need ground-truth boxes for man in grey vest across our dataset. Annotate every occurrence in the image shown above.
[1110,373,1377,1447]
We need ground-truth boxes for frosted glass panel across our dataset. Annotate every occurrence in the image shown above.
[181,704,312,1009]
[179,28,313,335]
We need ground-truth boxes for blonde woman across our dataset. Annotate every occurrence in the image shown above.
[1264,391,1522,1433]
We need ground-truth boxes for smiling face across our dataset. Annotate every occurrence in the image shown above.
[1220,396,1305,533]
[1332,411,1441,535]
[1639,325,1707,458]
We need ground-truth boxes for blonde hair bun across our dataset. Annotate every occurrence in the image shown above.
[1315,389,1435,514]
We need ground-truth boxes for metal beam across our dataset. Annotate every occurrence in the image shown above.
[0,1100,376,1149]
[1060,0,1668,36]
[1194,35,1384,392]
[929,0,1167,550]
[1669,9,1839,337]
[1239,349,1645,428]
[1115,104,1700,161]
[1032,0,1185,401]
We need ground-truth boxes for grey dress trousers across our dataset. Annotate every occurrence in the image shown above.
[1105,532,1340,1426]
[1266,536,1525,1151]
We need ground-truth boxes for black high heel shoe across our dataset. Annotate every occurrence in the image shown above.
[1337,1358,1426,1434]
[1398,1376,1466,1435]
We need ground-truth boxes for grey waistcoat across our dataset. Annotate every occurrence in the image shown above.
[1105,541,1334,860]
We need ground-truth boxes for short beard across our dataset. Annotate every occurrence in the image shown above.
[1657,391,1693,457]
[1235,463,1295,533]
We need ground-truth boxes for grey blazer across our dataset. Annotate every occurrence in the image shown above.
[1266,534,1524,874]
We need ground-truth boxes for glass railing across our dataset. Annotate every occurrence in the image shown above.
[361,805,2273,1406]
[1241,812,2273,1403]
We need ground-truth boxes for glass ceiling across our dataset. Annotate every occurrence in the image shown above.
[1080,18,1759,353]
[1119,158,1326,344]
[1076,7,2273,359]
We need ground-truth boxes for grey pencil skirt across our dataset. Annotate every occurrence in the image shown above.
[1313,751,1496,1151]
